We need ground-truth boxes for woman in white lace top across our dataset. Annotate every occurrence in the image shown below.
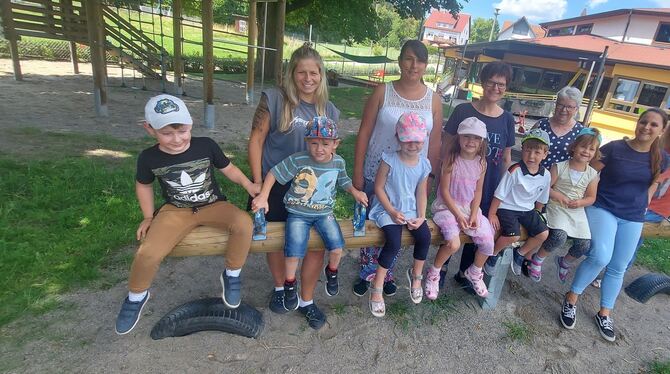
[351,40,442,296]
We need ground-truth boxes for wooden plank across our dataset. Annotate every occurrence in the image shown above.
[85,0,107,116]
[246,0,257,104]
[172,0,183,95]
[1,0,22,80]
[169,220,670,257]
[273,0,285,85]
[202,0,215,128]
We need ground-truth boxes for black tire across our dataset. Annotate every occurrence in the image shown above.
[624,273,670,304]
[150,298,264,340]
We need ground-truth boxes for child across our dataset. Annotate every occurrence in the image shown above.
[367,112,432,317]
[115,94,259,335]
[527,128,601,283]
[425,117,495,299]
[252,117,367,318]
[486,128,551,276]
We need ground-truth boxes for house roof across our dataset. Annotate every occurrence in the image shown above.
[541,8,670,27]
[446,34,670,70]
[424,9,470,33]
[499,17,546,38]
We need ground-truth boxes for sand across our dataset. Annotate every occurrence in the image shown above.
[0,59,669,374]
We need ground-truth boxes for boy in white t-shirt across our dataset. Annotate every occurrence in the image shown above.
[486,129,551,276]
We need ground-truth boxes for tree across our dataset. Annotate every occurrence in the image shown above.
[470,17,500,43]
[375,2,420,48]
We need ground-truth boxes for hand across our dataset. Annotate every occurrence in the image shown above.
[566,199,580,209]
[390,209,406,225]
[553,192,571,208]
[352,189,369,207]
[407,217,425,230]
[456,214,470,231]
[251,196,269,213]
[468,213,479,230]
[136,217,153,241]
[488,214,500,232]
[247,182,262,197]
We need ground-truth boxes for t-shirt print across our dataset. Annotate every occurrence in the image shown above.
[153,158,218,208]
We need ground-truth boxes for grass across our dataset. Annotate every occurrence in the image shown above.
[503,320,533,344]
[329,87,373,119]
[636,238,670,275]
[650,360,670,373]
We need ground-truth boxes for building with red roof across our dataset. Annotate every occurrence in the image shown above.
[498,17,546,40]
[422,9,470,46]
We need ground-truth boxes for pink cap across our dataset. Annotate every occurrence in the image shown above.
[396,112,427,142]
[457,117,487,139]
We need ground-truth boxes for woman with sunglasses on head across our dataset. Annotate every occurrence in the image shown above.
[440,61,516,292]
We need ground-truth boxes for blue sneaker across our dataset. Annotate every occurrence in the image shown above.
[115,291,150,335]
[298,303,326,330]
[484,255,499,276]
[269,289,290,314]
[220,271,241,309]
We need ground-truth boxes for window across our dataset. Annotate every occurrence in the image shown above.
[539,71,564,92]
[512,22,529,36]
[575,24,593,35]
[654,23,670,43]
[612,78,640,102]
[547,26,574,37]
[607,77,670,115]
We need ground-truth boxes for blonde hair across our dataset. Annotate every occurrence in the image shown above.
[279,43,329,132]
[442,134,487,172]
[567,128,601,161]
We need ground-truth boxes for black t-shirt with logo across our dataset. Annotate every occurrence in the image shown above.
[136,137,230,208]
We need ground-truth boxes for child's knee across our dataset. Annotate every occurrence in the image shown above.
[536,230,549,241]
[134,243,167,266]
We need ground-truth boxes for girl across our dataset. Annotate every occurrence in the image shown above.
[367,112,432,317]
[526,127,601,283]
[425,117,494,299]
[560,109,668,342]
[247,43,339,330]
[352,40,442,297]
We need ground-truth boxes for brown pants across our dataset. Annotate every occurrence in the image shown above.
[128,201,252,293]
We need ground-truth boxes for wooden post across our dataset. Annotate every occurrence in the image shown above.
[246,0,257,105]
[172,0,183,95]
[0,0,22,80]
[274,0,286,86]
[85,0,108,116]
[69,41,80,74]
[202,0,214,128]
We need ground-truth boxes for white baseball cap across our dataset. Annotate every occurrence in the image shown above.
[457,117,487,139]
[144,94,193,129]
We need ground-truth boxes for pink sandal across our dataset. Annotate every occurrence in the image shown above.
[464,266,489,298]
[424,267,440,300]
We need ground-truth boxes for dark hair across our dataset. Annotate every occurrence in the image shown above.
[639,108,669,184]
[479,61,513,85]
[399,40,428,64]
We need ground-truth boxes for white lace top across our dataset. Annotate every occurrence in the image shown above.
[363,82,434,181]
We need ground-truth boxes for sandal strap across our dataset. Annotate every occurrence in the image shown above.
[369,286,383,294]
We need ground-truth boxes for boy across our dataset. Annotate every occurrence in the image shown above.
[115,94,259,335]
[486,128,551,276]
[252,117,367,327]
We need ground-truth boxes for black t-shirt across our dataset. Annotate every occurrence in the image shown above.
[136,137,230,208]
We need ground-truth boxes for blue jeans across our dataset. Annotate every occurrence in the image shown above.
[570,206,643,310]
[284,213,344,258]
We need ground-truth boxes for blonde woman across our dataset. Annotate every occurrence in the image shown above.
[248,43,339,330]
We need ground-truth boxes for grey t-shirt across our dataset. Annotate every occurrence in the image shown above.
[261,87,340,176]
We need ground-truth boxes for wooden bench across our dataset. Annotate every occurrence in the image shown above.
[368,69,385,83]
[169,221,669,309]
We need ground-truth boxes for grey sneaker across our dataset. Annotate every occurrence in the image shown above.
[298,303,326,330]
[595,313,616,342]
[220,271,241,309]
[115,291,150,335]
[511,249,524,276]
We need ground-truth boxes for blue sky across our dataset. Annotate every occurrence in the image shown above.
[461,0,670,24]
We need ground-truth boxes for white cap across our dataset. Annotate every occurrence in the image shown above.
[144,94,193,129]
[457,117,487,139]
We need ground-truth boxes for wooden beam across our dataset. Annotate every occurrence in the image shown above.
[85,0,108,116]
[273,0,286,86]
[202,0,215,128]
[1,0,22,80]
[246,0,257,105]
[172,0,183,95]
[169,221,670,257]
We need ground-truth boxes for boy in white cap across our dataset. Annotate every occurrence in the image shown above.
[486,128,551,277]
[115,94,260,335]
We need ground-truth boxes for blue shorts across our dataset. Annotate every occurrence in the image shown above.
[284,213,345,258]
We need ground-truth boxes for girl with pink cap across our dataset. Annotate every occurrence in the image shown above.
[425,117,495,299]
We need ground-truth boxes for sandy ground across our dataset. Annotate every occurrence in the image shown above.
[1,59,669,374]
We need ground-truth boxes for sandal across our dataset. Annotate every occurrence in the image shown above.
[369,286,385,317]
[464,265,489,298]
[406,268,423,304]
[527,258,542,282]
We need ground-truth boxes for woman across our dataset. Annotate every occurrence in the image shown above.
[560,108,668,342]
[442,61,516,290]
[247,43,339,330]
[352,40,443,296]
[532,86,585,170]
